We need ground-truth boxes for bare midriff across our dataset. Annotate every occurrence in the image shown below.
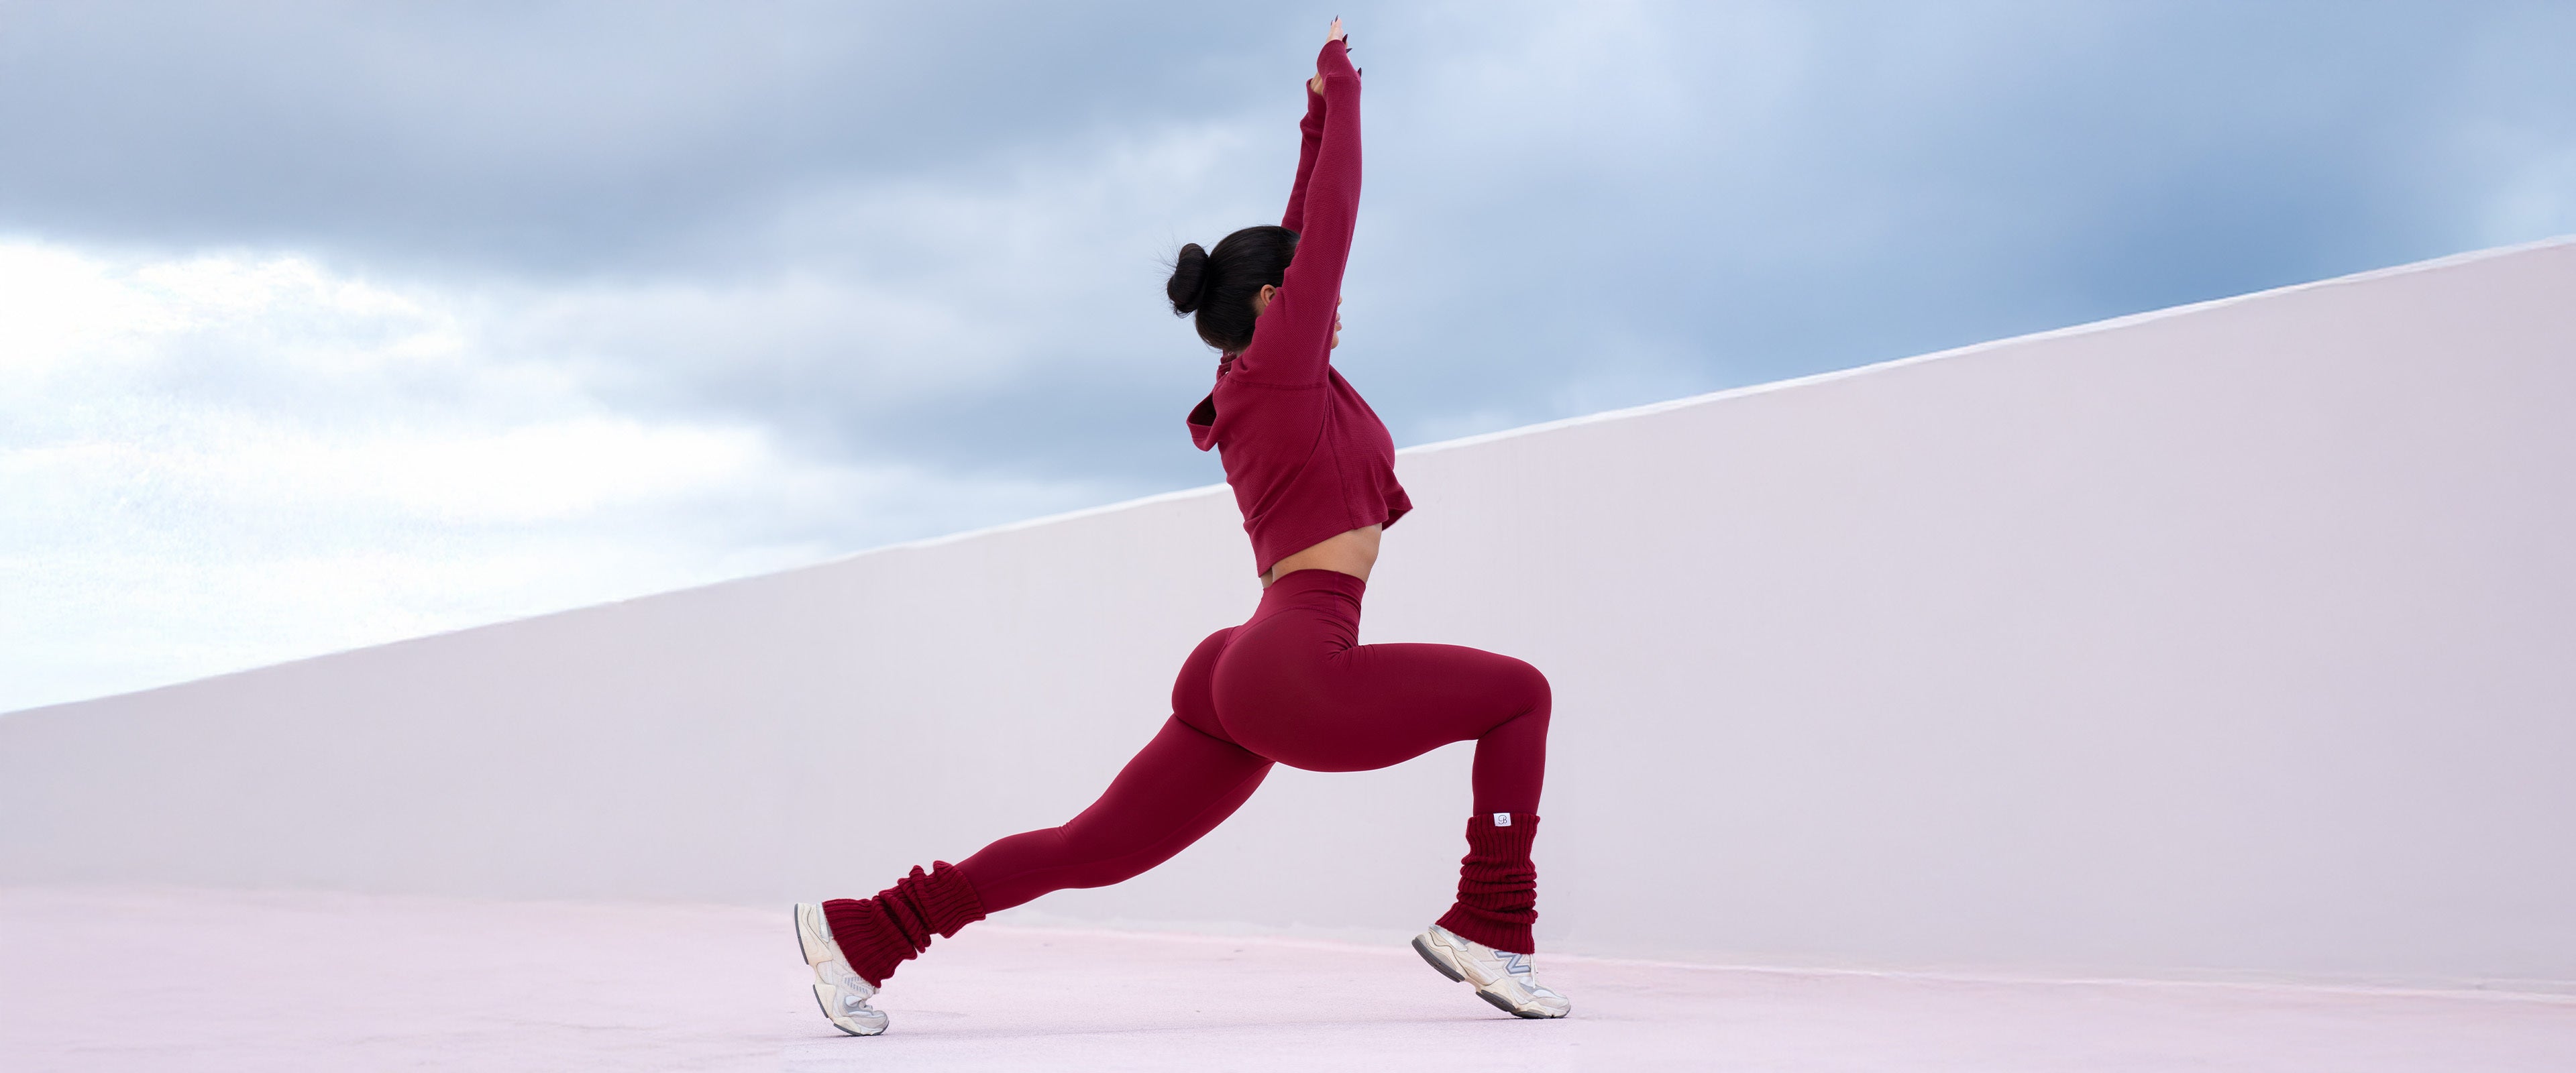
[1259,524,1383,587]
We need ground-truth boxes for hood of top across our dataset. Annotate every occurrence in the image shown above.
[1187,393,1218,451]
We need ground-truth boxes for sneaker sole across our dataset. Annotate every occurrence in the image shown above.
[794,904,833,968]
[811,983,869,1036]
[1411,934,1470,982]
[1477,987,1562,1019]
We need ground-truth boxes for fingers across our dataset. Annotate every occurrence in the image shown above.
[1317,19,1354,84]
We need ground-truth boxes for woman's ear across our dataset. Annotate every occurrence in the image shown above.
[1252,284,1279,316]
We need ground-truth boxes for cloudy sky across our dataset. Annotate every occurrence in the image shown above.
[5,1,2573,714]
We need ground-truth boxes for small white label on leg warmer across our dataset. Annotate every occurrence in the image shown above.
[1493,812,1511,826]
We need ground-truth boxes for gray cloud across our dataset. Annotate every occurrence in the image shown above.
[0,1,1289,270]
[11,0,2576,712]
[7,0,2576,528]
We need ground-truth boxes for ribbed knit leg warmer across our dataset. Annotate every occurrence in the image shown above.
[822,860,987,986]
[1433,812,1539,954]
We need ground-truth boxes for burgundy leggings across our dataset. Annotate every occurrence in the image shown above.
[959,569,1548,907]
[830,569,1552,982]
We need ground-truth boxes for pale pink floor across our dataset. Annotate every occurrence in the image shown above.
[4,887,2571,1072]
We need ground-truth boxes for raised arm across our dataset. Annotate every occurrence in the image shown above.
[1281,84,1327,232]
[1236,34,1359,385]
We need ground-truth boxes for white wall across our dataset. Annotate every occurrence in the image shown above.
[7,239,2573,987]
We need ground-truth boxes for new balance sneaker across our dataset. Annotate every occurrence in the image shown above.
[794,903,889,1036]
[1411,923,1572,1019]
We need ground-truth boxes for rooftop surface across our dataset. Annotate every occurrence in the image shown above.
[6,885,2570,1071]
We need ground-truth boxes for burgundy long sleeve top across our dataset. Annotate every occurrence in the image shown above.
[1187,39,1412,577]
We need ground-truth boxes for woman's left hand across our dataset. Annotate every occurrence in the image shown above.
[1308,17,1347,94]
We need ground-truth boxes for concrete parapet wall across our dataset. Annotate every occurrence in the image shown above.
[7,239,2573,986]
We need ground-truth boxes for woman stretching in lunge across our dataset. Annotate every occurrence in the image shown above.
[794,20,1568,1034]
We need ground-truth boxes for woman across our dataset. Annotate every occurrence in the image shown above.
[793,19,1569,1035]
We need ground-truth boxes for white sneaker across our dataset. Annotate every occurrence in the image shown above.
[794,903,889,1036]
[1411,923,1572,1019]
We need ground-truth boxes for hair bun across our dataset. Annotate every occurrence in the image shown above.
[1167,243,1212,315]
[1164,225,1297,353]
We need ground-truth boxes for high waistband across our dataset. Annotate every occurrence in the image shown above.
[1252,569,1367,620]
[1260,568,1367,600]
[1248,567,1366,632]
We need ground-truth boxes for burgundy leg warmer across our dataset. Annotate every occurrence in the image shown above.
[822,860,987,986]
[1434,812,1540,954]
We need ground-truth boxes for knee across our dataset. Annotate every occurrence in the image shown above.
[1508,659,1552,716]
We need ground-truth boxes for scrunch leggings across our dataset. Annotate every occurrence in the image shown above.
[826,569,1553,983]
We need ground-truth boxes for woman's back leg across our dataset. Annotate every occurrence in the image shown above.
[956,714,1273,912]
[823,626,1272,988]
[961,625,1268,911]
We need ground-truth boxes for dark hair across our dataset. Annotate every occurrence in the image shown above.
[1167,225,1299,353]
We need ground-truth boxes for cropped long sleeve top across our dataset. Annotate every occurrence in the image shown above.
[1187,39,1412,576]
